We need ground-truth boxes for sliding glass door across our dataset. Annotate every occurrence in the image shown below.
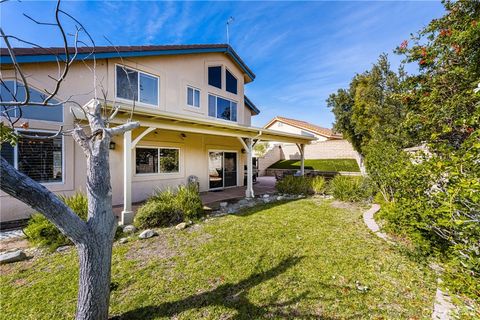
[208,151,237,189]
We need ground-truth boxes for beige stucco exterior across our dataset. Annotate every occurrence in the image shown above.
[1,50,313,222]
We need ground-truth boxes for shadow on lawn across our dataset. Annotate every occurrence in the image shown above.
[110,255,351,320]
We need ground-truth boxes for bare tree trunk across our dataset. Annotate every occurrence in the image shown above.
[75,236,113,320]
[75,132,117,320]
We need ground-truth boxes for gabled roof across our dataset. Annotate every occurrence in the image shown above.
[0,44,255,83]
[244,95,260,115]
[264,116,342,139]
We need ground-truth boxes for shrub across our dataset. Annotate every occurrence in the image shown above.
[134,184,204,229]
[275,175,313,195]
[328,175,374,202]
[174,184,204,220]
[24,192,88,250]
[311,176,327,194]
[134,200,181,229]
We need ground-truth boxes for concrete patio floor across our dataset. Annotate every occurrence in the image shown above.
[200,176,276,206]
[113,176,276,218]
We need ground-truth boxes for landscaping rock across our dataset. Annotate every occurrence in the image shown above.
[276,196,284,201]
[0,250,27,264]
[175,222,188,230]
[118,237,129,244]
[237,199,249,206]
[227,207,238,214]
[122,225,137,233]
[219,202,228,208]
[139,229,157,239]
[262,194,270,198]
[56,245,72,253]
[263,198,271,203]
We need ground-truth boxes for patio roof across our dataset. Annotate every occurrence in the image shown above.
[100,100,316,144]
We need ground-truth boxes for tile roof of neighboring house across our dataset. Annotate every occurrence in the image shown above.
[244,95,260,115]
[0,44,255,82]
[264,116,343,139]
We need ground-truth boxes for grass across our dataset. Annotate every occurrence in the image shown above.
[0,199,437,319]
[269,159,360,172]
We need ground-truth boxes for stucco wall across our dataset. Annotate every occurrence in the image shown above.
[0,52,253,222]
[257,145,285,176]
[281,140,360,161]
[1,129,245,222]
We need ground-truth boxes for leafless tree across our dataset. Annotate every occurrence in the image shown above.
[0,1,139,319]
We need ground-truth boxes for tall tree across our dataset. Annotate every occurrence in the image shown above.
[327,54,406,154]
[0,2,139,319]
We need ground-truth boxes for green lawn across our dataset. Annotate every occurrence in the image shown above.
[269,159,360,172]
[0,199,436,319]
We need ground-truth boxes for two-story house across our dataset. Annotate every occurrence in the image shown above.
[1,44,314,224]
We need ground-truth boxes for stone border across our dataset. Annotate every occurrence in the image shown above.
[362,204,455,320]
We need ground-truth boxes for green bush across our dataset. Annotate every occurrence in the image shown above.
[174,184,204,220]
[134,200,181,229]
[311,176,327,194]
[24,192,88,250]
[134,184,204,229]
[328,175,374,202]
[275,175,313,195]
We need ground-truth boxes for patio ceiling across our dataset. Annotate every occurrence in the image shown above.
[101,100,316,144]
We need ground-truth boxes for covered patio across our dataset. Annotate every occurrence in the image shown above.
[99,100,315,224]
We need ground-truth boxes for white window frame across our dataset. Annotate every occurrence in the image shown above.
[134,146,180,176]
[208,94,238,123]
[186,86,201,108]
[115,64,160,107]
[4,129,65,185]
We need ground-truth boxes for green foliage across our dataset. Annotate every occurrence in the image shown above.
[275,176,313,195]
[327,54,407,154]
[328,0,480,301]
[253,142,269,157]
[311,176,327,195]
[328,175,375,202]
[269,159,360,172]
[363,140,410,202]
[24,193,88,250]
[174,184,204,220]
[134,200,181,229]
[0,123,18,146]
[134,184,204,229]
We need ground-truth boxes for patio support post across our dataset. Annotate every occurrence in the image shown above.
[121,130,133,225]
[296,143,305,176]
[246,138,254,198]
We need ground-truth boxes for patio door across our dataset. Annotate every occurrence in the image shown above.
[208,151,237,190]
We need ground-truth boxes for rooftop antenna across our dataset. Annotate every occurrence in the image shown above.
[226,16,234,44]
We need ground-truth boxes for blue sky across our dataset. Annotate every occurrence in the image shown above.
[1,1,445,128]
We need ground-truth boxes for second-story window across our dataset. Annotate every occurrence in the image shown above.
[208,94,237,122]
[187,87,200,108]
[208,66,222,89]
[225,69,237,94]
[116,65,159,106]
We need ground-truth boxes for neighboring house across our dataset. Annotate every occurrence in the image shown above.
[0,44,314,223]
[259,116,362,174]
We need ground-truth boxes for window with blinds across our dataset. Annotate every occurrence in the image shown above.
[1,131,63,183]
